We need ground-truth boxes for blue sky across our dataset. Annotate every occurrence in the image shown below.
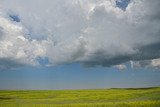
[0,0,160,90]
[0,64,160,90]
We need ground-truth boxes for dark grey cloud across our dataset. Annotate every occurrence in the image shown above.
[132,42,160,61]
[0,27,4,39]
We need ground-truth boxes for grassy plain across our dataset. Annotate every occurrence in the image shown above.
[0,87,160,107]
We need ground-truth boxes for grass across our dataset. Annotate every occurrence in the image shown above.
[0,87,160,107]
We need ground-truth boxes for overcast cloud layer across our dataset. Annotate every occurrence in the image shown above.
[0,0,160,70]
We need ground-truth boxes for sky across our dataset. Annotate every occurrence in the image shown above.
[0,0,160,90]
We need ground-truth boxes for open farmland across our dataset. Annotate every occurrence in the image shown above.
[0,87,160,107]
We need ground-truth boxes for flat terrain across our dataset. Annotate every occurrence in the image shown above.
[0,87,160,107]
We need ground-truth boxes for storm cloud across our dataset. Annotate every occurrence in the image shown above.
[0,0,160,70]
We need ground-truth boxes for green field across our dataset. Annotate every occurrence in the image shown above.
[0,87,160,107]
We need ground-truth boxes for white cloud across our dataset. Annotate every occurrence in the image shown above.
[0,0,160,70]
[151,59,160,68]
[115,64,127,71]
[0,14,48,67]
[131,58,160,69]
